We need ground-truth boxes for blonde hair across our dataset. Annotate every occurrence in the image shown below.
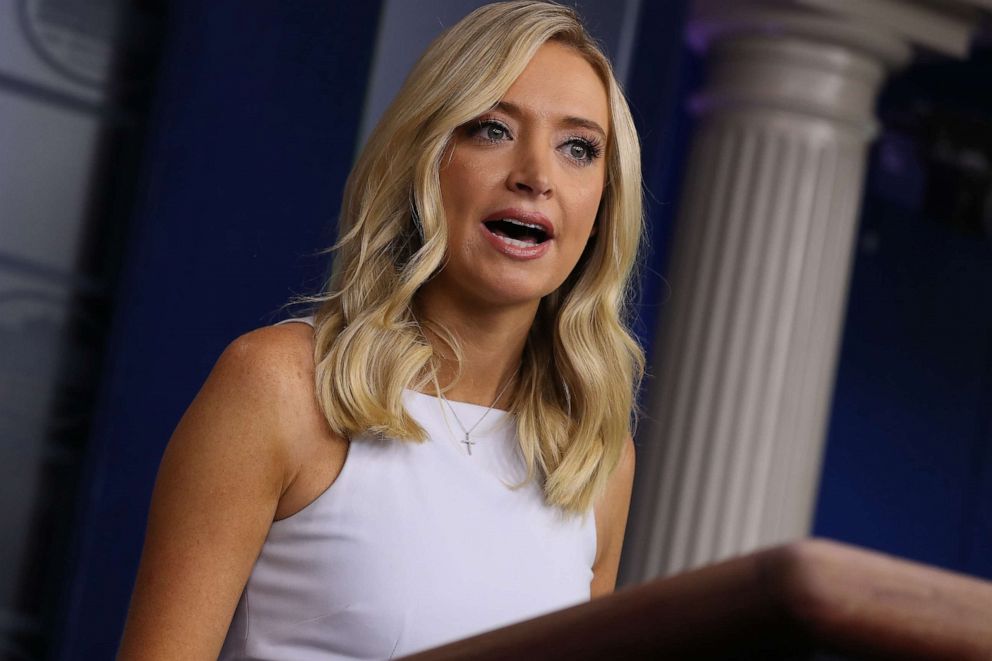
[304,0,644,514]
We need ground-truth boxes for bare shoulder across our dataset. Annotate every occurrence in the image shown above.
[613,435,636,482]
[194,322,319,469]
[219,321,316,397]
[591,435,636,598]
[118,321,338,659]
[166,323,316,474]
[217,321,346,519]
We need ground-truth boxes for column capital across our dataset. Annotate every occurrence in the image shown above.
[685,0,992,140]
[690,0,992,67]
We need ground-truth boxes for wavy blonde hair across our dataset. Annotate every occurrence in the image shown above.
[305,0,644,514]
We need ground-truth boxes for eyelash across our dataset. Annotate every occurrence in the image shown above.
[469,118,603,165]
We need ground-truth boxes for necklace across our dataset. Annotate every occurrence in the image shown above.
[437,372,517,456]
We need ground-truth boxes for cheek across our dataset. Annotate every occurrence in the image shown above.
[439,167,467,217]
[565,182,604,236]
[440,155,495,218]
[439,161,484,254]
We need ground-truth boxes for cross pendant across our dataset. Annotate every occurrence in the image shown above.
[461,433,475,456]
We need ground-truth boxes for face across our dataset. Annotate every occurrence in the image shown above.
[429,41,609,310]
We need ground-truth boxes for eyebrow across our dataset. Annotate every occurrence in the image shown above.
[492,100,608,141]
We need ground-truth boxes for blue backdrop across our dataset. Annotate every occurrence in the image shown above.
[54,2,991,658]
[56,2,382,657]
[813,51,992,578]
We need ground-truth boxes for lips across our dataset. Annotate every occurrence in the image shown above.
[480,208,554,260]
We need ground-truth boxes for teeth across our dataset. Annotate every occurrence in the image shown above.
[495,234,539,249]
[499,218,546,233]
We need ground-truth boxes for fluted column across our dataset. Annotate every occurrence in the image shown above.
[623,0,990,581]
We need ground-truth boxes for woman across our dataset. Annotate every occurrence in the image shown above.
[119,1,644,658]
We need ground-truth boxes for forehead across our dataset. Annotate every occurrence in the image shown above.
[499,41,609,136]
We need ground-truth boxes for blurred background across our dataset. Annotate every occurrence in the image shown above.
[0,0,989,659]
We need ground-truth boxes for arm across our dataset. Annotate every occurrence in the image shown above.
[117,327,308,660]
[590,435,635,598]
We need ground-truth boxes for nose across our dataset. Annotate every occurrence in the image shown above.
[505,138,553,198]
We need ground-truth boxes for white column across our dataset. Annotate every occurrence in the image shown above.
[623,0,990,581]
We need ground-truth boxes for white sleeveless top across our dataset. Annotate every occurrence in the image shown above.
[218,317,596,660]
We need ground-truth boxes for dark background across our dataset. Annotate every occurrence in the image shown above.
[0,1,987,658]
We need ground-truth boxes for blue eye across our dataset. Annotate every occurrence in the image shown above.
[563,137,602,165]
[474,120,511,142]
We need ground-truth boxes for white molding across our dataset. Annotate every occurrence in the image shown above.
[693,0,992,59]
[621,0,992,583]
[798,0,981,57]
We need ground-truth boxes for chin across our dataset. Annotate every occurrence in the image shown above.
[464,272,557,308]
[426,260,565,309]
[480,284,550,308]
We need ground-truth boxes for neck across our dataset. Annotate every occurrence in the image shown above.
[413,288,538,409]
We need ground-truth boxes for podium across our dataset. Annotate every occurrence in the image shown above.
[400,539,992,660]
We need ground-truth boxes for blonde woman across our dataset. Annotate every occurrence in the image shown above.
[119,1,644,658]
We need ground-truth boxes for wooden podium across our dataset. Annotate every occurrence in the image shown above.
[400,539,992,660]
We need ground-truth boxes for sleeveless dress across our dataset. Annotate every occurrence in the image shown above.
[217,317,596,660]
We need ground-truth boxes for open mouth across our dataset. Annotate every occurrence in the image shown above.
[483,218,551,247]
